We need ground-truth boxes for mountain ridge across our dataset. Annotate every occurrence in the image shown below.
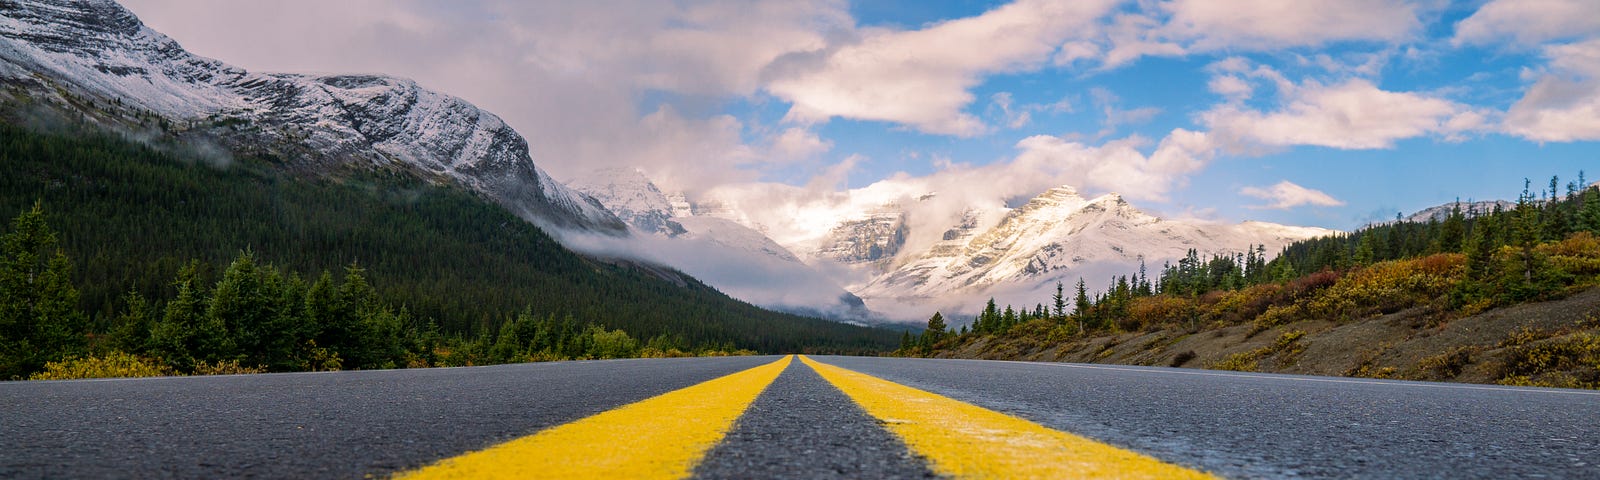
[0,0,624,234]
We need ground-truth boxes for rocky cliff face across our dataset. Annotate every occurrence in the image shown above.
[0,0,625,234]
[813,207,908,265]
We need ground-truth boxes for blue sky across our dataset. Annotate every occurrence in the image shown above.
[125,0,1600,230]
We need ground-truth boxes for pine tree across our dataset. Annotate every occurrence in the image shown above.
[1354,230,1378,264]
[1073,278,1090,333]
[1582,186,1600,233]
[921,312,947,347]
[106,291,154,354]
[0,203,86,378]
[978,298,999,334]
[1051,281,1067,322]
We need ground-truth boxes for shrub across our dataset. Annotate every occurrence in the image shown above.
[1127,295,1194,330]
[1170,350,1197,368]
[1211,351,1258,372]
[1498,333,1600,383]
[29,351,172,380]
[1306,254,1465,321]
[1208,330,1306,372]
[191,359,267,376]
[1417,346,1475,378]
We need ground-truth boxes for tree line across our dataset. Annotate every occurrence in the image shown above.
[0,203,753,379]
[0,119,898,378]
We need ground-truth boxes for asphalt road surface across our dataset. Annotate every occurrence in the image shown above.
[4,355,1599,478]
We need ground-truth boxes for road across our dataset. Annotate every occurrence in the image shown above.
[2,355,1597,478]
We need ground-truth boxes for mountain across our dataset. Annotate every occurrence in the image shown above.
[1399,200,1516,224]
[0,0,624,234]
[814,205,909,265]
[0,0,901,349]
[853,186,1335,301]
[0,122,901,353]
[567,167,686,237]
[568,168,877,322]
[657,181,1334,320]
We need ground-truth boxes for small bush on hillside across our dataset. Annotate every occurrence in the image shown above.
[28,351,172,380]
[191,359,267,376]
[1498,333,1600,387]
[1417,346,1476,378]
[1170,350,1197,368]
[1208,330,1306,373]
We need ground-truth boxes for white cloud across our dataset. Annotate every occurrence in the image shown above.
[1201,78,1486,150]
[1240,181,1346,210]
[769,127,833,160]
[1162,0,1422,48]
[763,0,1119,136]
[1103,0,1424,67]
[1505,38,1600,141]
[121,0,848,189]
[1208,75,1254,101]
[989,92,1033,129]
[690,128,1216,258]
[1454,0,1600,46]
[1089,87,1162,139]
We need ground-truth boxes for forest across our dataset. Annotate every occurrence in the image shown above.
[0,121,898,380]
[904,175,1600,387]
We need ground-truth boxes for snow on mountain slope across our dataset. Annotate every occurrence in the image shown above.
[813,205,908,265]
[568,168,877,322]
[674,216,801,263]
[569,167,685,236]
[0,0,624,234]
[858,186,1334,299]
[1401,200,1515,224]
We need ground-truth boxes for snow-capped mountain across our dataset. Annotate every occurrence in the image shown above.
[568,168,877,322]
[0,0,624,234]
[853,186,1335,300]
[1401,200,1516,224]
[814,206,908,265]
[568,168,686,237]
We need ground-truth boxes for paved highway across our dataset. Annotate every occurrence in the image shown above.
[3,355,1598,478]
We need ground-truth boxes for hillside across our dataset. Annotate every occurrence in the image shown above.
[905,177,1600,389]
[935,286,1600,388]
[0,120,899,367]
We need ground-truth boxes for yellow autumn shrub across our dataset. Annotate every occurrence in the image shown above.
[29,351,173,380]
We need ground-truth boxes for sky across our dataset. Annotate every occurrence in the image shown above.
[119,0,1600,231]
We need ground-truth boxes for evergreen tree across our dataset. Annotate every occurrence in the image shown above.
[1051,281,1067,322]
[920,312,948,347]
[1354,230,1378,264]
[1582,186,1600,233]
[1072,278,1090,333]
[978,299,1000,334]
[0,203,86,378]
[105,291,154,354]
[1436,203,1467,253]
[207,251,294,369]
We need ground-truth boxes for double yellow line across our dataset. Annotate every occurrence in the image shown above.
[396,355,1215,479]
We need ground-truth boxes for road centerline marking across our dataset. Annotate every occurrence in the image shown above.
[800,355,1217,479]
[393,355,791,480]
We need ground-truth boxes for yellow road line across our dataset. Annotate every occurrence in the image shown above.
[800,356,1216,479]
[394,355,791,480]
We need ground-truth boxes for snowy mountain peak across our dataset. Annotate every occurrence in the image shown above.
[568,167,684,236]
[856,184,1334,304]
[0,0,625,234]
